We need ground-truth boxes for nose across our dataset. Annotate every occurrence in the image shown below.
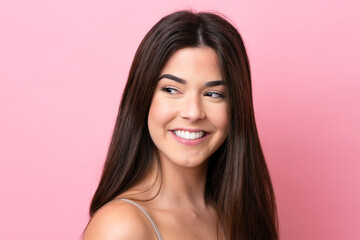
[179,94,205,122]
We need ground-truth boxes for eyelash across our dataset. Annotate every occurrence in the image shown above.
[161,86,180,94]
[204,91,225,99]
[161,87,225,99]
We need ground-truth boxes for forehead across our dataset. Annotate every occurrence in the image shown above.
[160,47,223,81]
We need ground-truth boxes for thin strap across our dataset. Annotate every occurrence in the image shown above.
[115,198,163,240]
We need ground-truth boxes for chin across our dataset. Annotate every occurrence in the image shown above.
[160,152,209,169]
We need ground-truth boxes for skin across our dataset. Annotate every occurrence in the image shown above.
[83,47,228,240]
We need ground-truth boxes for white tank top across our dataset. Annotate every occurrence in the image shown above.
[115,198,163,240]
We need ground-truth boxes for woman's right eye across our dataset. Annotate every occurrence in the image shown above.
[161,86,180,94]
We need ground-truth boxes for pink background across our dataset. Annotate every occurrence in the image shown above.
[1,0,359,239]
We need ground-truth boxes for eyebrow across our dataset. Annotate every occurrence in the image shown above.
[158,74,225,86]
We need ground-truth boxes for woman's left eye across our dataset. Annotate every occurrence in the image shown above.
[204,91,225,98]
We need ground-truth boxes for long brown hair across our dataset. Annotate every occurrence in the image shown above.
[90,10,278,240]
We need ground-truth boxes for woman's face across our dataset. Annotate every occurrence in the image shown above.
[147,47,228,169]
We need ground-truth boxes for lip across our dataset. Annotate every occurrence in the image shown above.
[169,128,210,146]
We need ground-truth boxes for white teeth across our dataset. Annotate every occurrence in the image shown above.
[195,132,200,139]
[173,130,205,140]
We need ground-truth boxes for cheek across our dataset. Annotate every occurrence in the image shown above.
[208,104,229,131]
[148,95,175,130]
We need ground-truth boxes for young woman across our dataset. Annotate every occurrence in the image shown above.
[83,10,278,240]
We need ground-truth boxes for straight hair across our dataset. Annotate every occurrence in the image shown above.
[90,10,278,240]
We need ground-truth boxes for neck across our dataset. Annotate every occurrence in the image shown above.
[159,158,208,209]
[124,152,211,211]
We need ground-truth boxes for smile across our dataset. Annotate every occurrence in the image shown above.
[172,130,206,140]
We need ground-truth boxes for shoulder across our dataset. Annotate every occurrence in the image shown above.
[83,199,158,240]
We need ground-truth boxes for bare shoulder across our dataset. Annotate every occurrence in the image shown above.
[83,199,158,240]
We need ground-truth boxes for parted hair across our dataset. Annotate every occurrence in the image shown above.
[90,10,278,240]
